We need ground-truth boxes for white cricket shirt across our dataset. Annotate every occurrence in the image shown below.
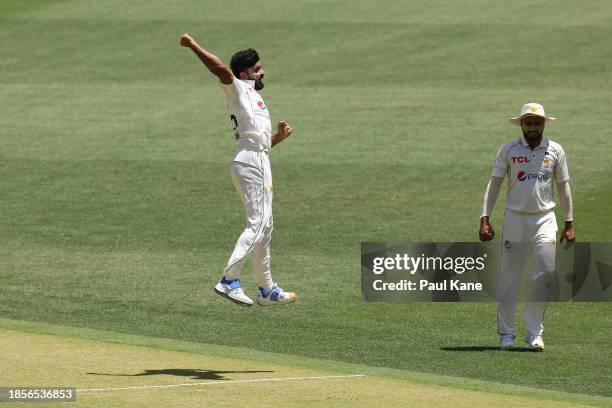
[220,79,272,167]
[491,136,570,214]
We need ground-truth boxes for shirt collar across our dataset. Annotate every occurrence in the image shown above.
[243,79,256,89]
[520,135,548,149]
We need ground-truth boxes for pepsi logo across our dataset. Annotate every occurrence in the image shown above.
[516,172,549,182]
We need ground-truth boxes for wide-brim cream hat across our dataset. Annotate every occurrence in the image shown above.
[509,103,556,126]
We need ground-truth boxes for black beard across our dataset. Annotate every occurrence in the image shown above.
[254,79,264,91]
[522,130,543,143]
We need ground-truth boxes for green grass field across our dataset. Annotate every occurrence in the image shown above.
[1,0,611,405]
[2,319,609,407]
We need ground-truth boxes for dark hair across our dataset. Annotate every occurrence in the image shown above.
[230,48,259,78]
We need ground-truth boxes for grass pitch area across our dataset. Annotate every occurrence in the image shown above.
[1,320,609,408]
[1,0,611,404]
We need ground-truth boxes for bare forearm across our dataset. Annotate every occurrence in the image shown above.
[182,35,233,84]
[271,133,287,147]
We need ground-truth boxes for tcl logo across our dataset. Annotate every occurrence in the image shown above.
[517,171,548,182]
[511,156,530,163]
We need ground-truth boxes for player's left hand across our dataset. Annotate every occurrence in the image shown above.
[277,121,293,139]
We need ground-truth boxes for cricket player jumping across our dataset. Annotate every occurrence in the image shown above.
[479,103,575,350]
[180,33,296,307]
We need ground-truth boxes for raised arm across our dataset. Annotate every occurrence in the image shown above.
[179,33,234,85]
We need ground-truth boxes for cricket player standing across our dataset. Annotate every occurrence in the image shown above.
[479,103,575,350]
[180,33,296,307]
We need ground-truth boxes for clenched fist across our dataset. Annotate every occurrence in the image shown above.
[479,216,495,242]
[180,33,194,47]
[277,121,293,139]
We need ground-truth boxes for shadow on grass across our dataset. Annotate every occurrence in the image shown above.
[87,368,275,381]
[441,346,538,353]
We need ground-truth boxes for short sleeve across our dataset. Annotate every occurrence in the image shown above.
[491,145,509,178]
[555,146,570,183]
[219,78,245,101]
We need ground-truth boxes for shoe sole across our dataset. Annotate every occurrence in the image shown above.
[214,286,253,307]
[257,292,297,306]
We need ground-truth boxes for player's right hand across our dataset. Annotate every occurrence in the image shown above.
[479,217,495,242]
[180,33,193,47]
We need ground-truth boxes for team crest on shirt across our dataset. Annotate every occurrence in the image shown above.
[257,100,267,111]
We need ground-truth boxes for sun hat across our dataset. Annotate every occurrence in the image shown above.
[509,103,556,126]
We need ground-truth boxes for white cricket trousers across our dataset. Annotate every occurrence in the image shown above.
[223,153,274,291]
[497,209,557,337]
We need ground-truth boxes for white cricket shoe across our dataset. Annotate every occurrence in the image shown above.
[499,335,515,350]
[526,335,545,351]
[257,284,296,305]
[214,277,253,307]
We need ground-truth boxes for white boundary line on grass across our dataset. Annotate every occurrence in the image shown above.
[77,374,367,393]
